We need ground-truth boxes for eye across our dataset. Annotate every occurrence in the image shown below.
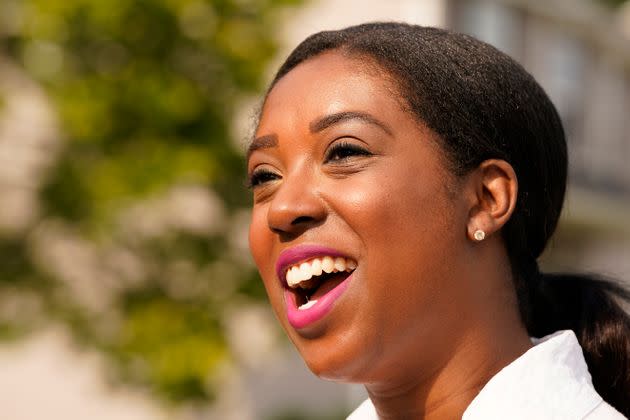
[325,141,372,162]
[247,168,281,189]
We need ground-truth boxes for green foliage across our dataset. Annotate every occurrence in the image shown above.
[6,0,293,227]
[0,0,301,405]
[115,294,227,401]
[597,0,628,8]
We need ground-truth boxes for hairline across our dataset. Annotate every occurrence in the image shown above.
[253,47,464,195]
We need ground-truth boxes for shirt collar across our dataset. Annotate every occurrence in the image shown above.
[462,329,602,419]
[347,330,604,420]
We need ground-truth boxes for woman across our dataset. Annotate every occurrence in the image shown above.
[246,23,630,419]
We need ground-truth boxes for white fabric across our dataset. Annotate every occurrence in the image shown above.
[347,330,626,419]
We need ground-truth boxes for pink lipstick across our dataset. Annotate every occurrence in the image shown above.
[284,275,352,329]
[276,245,356,329]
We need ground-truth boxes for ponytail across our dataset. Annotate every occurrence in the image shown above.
[524,272,630,417]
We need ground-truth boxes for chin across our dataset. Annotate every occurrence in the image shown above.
[294,330,375,383]
[303,354,348,381]
[305,359,358,383]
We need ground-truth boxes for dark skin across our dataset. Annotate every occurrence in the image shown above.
[247,51,533,419]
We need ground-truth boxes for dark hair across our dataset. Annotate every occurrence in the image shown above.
[266,23,630,415]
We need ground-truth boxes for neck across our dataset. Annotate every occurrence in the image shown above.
[366,379,484,420]
[365,319,532,419]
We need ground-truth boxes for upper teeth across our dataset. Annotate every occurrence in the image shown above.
[286,256,357,288]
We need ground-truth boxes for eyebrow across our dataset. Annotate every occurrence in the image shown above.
[246,134,278,161]
[310,111,392,135]
[246,111,392,161]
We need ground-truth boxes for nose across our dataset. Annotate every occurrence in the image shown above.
[267,171,326,237]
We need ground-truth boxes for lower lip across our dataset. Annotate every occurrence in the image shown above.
[285,273,353,329]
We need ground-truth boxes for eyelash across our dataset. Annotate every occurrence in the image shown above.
[247,169,281,189]
[247,142,372,189]
[325,141,372,162]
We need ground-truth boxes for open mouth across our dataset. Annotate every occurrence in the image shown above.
[284,256,357,310]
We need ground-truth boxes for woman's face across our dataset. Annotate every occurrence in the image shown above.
[248,51,474,383]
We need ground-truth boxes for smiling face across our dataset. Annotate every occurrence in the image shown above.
[247,51,478,383]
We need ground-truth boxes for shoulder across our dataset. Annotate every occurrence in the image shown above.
[463,330,627,420]
[347,331,627,420]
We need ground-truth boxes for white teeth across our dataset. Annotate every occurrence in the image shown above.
[322,256,334,273]
[298,299,318,310]
[299,262,312,281]
[334,257,346,272]
[287,266,301,287]
[285,256,357,289]
[311,258,323,276]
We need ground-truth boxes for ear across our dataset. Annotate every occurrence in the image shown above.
[465,159,518,241]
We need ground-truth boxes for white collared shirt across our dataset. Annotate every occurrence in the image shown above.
[347,330,626,419]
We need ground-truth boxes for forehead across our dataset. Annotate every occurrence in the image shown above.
[257,51,406,132]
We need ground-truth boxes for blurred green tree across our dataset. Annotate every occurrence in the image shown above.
[598,0,628,7]
[0,0,299,405]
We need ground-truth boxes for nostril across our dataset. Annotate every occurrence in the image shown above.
[291,216,315,226]
[269,215,320,236]
[266,188,326,234]
[269,214,324,238]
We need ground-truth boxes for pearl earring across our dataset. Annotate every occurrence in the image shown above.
[473,229,486,241]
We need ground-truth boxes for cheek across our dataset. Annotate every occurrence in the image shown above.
[249,205,290,323]
[336,163,453,247]
[314,170,461,379]
[339,164,460,314]
[248,206,275,285]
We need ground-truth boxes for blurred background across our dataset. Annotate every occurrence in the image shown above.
[0,0,628,419]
